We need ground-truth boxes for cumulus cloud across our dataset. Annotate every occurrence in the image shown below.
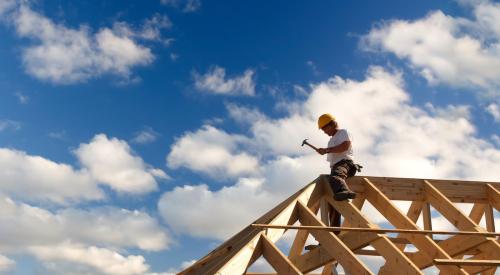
[0,133,166,204]
[159,178,271,239]
[30,242,149,275]
[0,0,15,16]
[57,207,170,251]
[132,126,160,144]
[0,196,170,251]
[193,66,256,96]
[361,1,500,99]
[492,135,500,147]
[0,196,170,274]
[160,67,500,241]
[0,254,14,272]
[112,14,172,42]
[1,3,163,84]
[74,134,167,194]
[0,148,104,204]
[166,125,260,179]
[487,103,500,122]
[225,103,267,126]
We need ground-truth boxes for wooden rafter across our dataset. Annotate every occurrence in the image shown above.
[296,200,373,274]
[362,178,467,274]
[179,175,500,275]
[260,234,302,274]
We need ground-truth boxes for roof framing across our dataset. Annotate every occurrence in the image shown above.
[178,176,500,274]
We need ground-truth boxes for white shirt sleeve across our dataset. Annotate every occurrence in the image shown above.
[336,129,350,143]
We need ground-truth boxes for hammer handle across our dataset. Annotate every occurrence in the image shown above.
[304,142,318,151]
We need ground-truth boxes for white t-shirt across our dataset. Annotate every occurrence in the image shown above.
[327,129,353,167]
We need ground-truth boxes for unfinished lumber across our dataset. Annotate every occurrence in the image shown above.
[433,259,500,266]
[180,175,500,275]
[362,178,467,274]
[260,234,302,275]
[296,201,373,275]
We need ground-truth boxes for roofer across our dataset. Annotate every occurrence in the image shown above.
[305,114,361,250]
[316,113,358,201]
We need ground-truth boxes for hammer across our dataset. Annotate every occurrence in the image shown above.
[301,139,319,151]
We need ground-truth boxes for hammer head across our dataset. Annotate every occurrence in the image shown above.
[301,139,308,146]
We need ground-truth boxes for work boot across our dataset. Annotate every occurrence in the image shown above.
[304,244,320,251]
[334,190,356,201]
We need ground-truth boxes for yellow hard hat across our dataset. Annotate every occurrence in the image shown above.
[318,113,335,129]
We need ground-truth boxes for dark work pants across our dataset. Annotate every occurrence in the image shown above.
[328,159,356,229]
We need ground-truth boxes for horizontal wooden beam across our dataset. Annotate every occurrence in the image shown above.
[252,224,500,237]
[434,259,500,266]
[347,176,500,203]
[245,273,322,275]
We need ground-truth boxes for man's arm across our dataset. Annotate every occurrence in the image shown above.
[317,141,351,155]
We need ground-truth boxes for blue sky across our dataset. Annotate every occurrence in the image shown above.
[0,0,499,274]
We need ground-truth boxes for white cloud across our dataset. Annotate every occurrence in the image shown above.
[74,134,167,194]
[57,207,170,251]
[492,135,500,147]
[0,134,165,204]
[160,154,325,239]
[0,196,171,274]
[48,130,67,140]
[184,0,201,12]
[0,119,20,131]
[132,127,160,144]
[0,148,104,204]
[160,67,500,241]
[112,14,172,42]
[193,66,256,96]
[0,196,170,251]
[2,3,157,84]
[159,178,271,239]
[0,0,15,16]
[0,254,14,272]
[140,14,172,40]
[160,0,201,13]
[161,260,196,275]
[166,125,260,179]
[30,242,149,275]
[486,103,500,122]
[14,92,29,104]
[225,103,267,126]
[361,2,500,99]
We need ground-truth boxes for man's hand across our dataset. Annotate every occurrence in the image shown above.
[317,148,327,155]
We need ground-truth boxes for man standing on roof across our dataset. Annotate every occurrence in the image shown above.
[305,114,360,249]
[316,113,357,201]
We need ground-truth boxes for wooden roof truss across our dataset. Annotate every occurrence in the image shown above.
[179,176,500,275]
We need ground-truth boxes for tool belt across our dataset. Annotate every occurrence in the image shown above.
[337,159,363,177]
